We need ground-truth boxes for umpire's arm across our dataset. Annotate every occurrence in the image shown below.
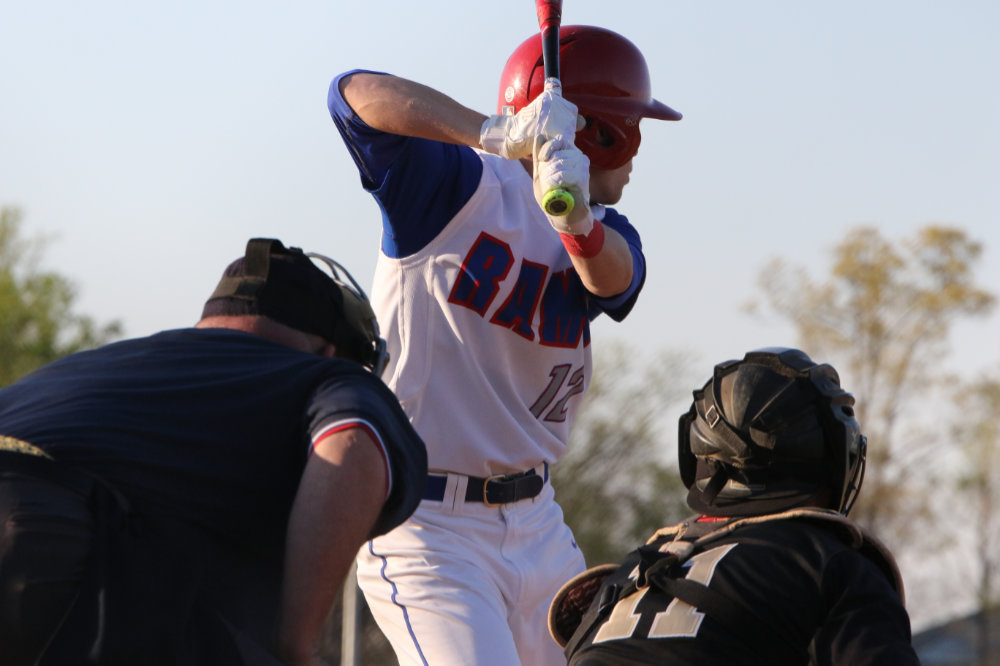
[277,427,387,666]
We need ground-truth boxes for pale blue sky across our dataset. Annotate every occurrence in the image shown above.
[2,0,998,627]
[2,0,996,373]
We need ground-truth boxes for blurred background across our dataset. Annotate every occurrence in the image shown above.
[2,1,997,662]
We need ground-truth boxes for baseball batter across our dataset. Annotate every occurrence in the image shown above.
[328,26,682,665]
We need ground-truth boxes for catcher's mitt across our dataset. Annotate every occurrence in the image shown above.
[548,563,618,647]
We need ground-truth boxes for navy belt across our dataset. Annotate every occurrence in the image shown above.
[423,464,548,507]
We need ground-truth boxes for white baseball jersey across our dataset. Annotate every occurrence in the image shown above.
[373,150,599,476]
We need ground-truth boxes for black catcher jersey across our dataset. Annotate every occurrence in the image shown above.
[556,511,919,666]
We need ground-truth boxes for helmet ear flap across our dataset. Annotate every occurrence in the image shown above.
[840,435,867,515]
[678,403,698,489]
[806,363,867,514]
[576,116,641,170]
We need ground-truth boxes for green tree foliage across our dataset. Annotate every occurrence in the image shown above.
[554,340,693,566]
[952,372,1000,615]
[0,207,122,386]
[750,225,996,543]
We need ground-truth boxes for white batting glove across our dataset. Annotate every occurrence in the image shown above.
[533,137,594,236]
[480,90,582,160]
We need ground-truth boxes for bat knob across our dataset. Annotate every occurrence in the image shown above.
[542,188,575,217]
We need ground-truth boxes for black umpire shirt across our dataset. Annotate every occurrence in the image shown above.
[0,327,426,551]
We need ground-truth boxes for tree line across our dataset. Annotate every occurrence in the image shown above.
[0,207,121,386]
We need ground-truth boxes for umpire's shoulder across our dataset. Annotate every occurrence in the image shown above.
[310,360,404,415]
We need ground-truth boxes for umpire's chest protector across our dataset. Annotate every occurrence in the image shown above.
[371,151,593,476]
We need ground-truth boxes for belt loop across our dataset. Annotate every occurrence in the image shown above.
[447,473,464,512]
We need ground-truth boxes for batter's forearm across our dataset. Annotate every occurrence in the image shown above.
[340,72,486,147]
[569,224,634,297]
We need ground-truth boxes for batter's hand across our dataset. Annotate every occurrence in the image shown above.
[533,137,594,235]
[480,90,582,160]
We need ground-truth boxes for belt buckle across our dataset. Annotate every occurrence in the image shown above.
[482,473,506,508]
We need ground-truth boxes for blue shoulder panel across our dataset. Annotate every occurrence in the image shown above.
[328,71,482,258]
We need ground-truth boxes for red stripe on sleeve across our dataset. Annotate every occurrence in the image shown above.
[311,421,391,500]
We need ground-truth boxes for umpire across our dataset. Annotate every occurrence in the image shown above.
[0,238,427,665]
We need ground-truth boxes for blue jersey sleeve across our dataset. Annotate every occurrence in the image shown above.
[587,206,646,322]
[328,70,483,258]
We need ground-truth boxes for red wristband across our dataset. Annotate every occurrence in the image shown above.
[559,221,605,258]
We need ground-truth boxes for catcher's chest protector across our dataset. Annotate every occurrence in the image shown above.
[549,508,904,660]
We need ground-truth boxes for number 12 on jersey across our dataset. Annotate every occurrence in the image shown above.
[530,364,585,422]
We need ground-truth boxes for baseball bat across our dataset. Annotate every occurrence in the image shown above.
[535,0,575,217]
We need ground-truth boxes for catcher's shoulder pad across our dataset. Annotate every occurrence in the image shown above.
[703,507,906,604]
[785,509,905,604]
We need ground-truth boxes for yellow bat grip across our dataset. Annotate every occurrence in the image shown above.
[542,187,575,216]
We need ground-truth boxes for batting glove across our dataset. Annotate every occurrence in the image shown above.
[533,137,594,236]
[480,90,582,160]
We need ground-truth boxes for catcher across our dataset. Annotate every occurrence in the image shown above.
[549,347,920,665]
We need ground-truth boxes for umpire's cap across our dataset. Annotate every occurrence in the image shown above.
[202,238,388,375]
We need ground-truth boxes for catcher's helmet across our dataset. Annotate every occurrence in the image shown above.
[496,25,681,170]
[678,348,866,517]
[203,238,389,376]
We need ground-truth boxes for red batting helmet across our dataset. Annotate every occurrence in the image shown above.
[497,25,681,170]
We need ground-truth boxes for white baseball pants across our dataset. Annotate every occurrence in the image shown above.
[356,477,585,665]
